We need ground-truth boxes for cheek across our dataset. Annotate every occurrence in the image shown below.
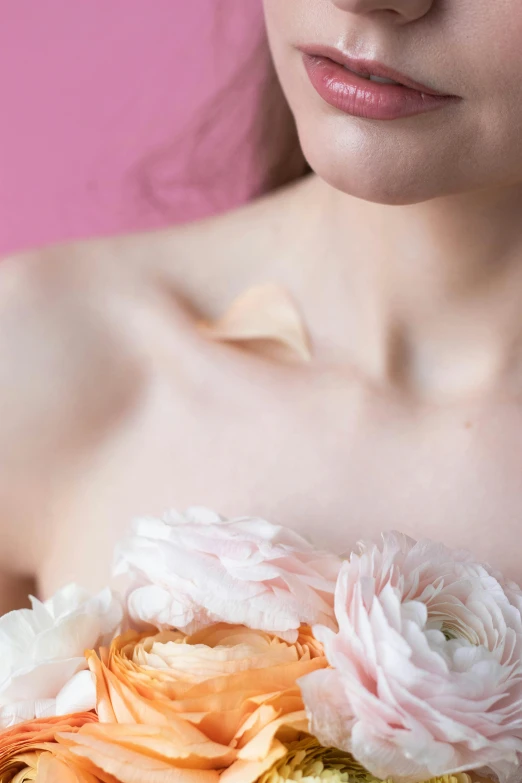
[263,0,316,46]
[441,16,522,191]
[263,0,325,148]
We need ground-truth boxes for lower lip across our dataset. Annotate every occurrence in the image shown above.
[303,54,457,121]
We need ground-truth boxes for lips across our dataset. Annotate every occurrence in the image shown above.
[301,45,448,97]
[299,46,460,121]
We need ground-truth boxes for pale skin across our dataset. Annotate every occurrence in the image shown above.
[2,0,522,612]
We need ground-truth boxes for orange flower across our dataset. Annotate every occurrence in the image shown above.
[61,624,327,783]
[0,712,99,782]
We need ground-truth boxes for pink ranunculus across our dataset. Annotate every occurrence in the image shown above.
[299,532,522,783]
[112,507,341,642]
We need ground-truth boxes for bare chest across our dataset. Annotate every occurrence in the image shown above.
[40,346,522,596]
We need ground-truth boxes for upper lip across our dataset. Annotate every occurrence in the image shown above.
[300,45,453,97]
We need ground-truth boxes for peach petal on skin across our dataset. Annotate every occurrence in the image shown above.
[196,283,313,363]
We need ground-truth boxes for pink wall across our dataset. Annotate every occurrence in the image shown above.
[0,1,265,256]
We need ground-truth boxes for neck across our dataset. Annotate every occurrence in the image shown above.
[301,176,522,399]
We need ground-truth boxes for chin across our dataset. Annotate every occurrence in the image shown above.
[295,116,465,206]
[315,162,442,206]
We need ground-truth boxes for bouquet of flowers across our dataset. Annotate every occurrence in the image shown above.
[1,507,522,783]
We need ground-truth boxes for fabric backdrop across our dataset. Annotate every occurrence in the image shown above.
[0,1,265,256]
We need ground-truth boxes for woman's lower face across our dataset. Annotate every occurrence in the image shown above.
[263,0,522,205]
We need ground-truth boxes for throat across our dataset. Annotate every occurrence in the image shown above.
[300,177,522,400]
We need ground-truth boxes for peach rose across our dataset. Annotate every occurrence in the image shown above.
[0,712,98,782]
[61,624,326,783]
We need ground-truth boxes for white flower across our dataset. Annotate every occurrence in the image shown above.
[113,506,341,642]
[0,584,121,728]
[299,532,522,783]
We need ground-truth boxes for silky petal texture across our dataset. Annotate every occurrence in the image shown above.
[70,624,326,782]
[58,724,232,783]
[197,283,312,363]
[300,532,522,783]
[4,751,103,783]
[113,507,341,642]
[220,715,308,783]
[0,586,122,729]
[0,713,98,783]
[31,752,102,783]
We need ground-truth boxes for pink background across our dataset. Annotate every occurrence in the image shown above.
[0,1,265,257]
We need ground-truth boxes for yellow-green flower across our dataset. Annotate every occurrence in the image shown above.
[256,737,476,783]
[256,738,380,783]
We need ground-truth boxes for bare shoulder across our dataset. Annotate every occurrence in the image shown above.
[0,176,313,440]
[0,240,149,508]
[0,173,313,321]
[0,241,146,421]
[0,175,313,391]
[0,239,155,575]
[0,181,314,576]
